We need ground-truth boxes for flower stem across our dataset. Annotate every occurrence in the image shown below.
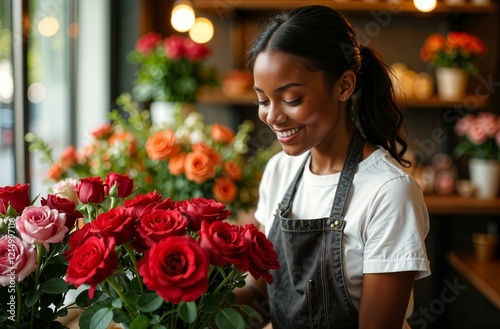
[123,242,143,293]
[30,244,44,329]
[15,282,21,324]
[105,276,136,319]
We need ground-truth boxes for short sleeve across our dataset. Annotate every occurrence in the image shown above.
[362,176,431,279]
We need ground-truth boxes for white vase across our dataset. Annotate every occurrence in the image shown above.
[469,158,500,199]
[150,102,196,127]
[435,67,469,101]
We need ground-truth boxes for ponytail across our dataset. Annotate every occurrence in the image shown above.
[356,46,410,167]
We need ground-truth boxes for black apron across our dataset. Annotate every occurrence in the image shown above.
[268,129,364,329]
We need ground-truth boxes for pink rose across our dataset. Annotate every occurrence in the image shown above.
[66,236,118,299]
[77,177,105,204]
[136,32,162,55]
[199,221,249,272]
[164,35,185,60]
[0,235,37,286]
[177,197,231,231]
[183,38,210,61]
[455,115,475,137]
[16,206,69,251]
[105,172,134,198]
[477,112,499,137]
[0,183,31,215]
[467,121,488,145]
[51,178,79,203]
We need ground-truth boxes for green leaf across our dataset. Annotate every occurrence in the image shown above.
[90,308,114,329]
[215,308,245,329]
[56,308,68,317]
[25,290,41,307]
[125,291,140,308]
[200,294,219,314]
[178,301,198,323]
[238,304,263,323]
[75,289,103,307]
[130,315,150,329]
[137,292,163,312]
[112,298,123,309]
[41,277,69,294]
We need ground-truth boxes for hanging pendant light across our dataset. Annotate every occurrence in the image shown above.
[413,0,437,12]
[171,0,195,32]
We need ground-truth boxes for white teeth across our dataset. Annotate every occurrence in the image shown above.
[276,127,301,138]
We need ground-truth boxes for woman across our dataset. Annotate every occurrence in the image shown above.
[238,5,431,329]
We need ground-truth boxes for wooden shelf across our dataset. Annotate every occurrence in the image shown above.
[447,251,500,310]
[193,0,497,15]
[424,194,500,216]
[198,89,488,109]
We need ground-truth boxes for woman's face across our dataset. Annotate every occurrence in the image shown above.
[253,50,344,156]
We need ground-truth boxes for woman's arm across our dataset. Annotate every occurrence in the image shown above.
[359,271,416,329]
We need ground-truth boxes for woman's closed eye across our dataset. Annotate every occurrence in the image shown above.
[256,100,270,106]
[283,97,303,106]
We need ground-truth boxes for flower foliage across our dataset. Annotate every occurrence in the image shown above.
[128,32,220,103]
[0,182,81,329]
[26,94,280,217]
[453,112,500,160]
[420,31,487,74]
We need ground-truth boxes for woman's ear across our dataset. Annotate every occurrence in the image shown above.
[339,70,356,102]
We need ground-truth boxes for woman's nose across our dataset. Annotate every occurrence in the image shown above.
[265,103,287,126]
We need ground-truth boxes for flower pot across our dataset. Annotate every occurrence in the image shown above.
[435,67,469,101]
[150,102,196,127]
[469,158,500,199]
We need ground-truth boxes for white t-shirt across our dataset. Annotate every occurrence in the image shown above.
[255,147,431,311]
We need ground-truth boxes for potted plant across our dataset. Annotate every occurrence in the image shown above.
[420,31,487,101]
[453,112,500,198]
[127,33,220,126]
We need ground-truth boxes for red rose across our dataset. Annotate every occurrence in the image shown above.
[138,235,209,303]
[183,38,210,61]
[124,191,163,217]
[199,221,249,272]
[105,172,134,198]
[136,32,162,55]
[164,35,185,60]
[136,209,188,248]
[66,236,118,299]
[77,177,105,204]
[90,207,135,245]
[177,197,231,231]
[41,194,83,230]
[0,183,30,215]
[140,196,177,217]
[64,224,97,261]
[241,224,280,284]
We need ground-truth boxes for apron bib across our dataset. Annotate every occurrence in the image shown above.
[268,129,364,329]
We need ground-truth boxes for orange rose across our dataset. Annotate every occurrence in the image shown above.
[223,160,242,181]
[47,162,64,181]
[212,177,237,203]
[192,143,222,166]
[60,146,77,168]
[145,130,180,161]
[168,152,187,175]
[109,131,137,154]
[91,122,114,139]
[211,124,235,144]
[424,34,445,53]
[184,151,216,184]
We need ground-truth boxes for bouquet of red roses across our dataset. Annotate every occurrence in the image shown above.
[62,173,279,329]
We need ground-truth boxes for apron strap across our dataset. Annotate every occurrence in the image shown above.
[329,129,364,219]
[278,152,311,214]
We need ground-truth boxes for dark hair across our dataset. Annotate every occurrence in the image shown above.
[247,5,409,167]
